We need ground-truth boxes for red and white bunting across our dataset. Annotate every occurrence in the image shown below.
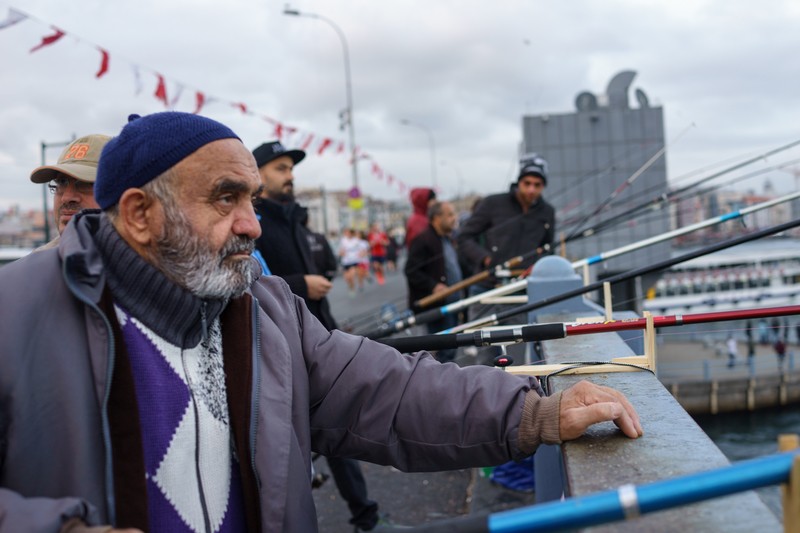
[9,9,410,195]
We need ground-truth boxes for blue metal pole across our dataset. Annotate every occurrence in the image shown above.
[485,450,797,533]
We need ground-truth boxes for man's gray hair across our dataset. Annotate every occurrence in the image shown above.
[103,167,178,222]
[427,201,446,221]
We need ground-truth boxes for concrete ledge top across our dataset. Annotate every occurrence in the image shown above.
[539,311,782,532]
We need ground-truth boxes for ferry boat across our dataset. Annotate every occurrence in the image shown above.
[644,237,800,315]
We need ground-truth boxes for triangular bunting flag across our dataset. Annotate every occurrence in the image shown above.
[0,8,27,30]
[30,27,65,53]
[95,48,109,78]
[300,133,314,151]
[132,65,143,95]
[169,84,184,108]
[317,138,333,155]
[154,74,168,107]
[193,91,206,114]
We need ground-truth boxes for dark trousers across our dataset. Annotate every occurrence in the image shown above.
[326,457,379,529]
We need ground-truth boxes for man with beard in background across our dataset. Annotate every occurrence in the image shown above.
[29,134,110,249]
[251,140,388,531]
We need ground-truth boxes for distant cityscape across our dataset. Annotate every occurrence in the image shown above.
[0,182,793,250]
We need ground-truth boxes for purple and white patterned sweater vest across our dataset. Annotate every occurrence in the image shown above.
[115,305,246,533]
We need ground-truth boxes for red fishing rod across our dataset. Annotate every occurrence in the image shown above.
[377,305,800,353]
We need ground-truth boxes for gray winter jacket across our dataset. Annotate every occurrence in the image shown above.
[0,212,560,532]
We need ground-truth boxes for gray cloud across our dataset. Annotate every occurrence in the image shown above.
[2,0,800,211]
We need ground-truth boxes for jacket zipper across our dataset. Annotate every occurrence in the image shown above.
[63,262,118,525]
[249,298,263,505]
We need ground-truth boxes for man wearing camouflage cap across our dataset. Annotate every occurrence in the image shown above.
[30,134,111,248]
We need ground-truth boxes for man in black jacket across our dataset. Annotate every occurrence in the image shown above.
[457,156,554,273]
[251,141,337,329]
[457,156,555,365]
[252,141,385,531]
[404,201,462,362]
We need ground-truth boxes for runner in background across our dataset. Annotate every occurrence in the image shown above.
[367,223,390,285]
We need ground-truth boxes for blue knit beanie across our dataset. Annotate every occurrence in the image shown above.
[95,112,241,209]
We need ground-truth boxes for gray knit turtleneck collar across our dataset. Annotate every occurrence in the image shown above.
[93,215,227,349]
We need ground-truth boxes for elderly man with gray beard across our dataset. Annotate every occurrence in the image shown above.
[0,112,642,533]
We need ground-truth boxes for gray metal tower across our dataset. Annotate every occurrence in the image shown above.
[522,71,670,309]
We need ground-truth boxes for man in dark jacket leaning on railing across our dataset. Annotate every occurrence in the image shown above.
[0,112,641,533]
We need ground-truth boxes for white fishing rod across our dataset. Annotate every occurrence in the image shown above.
[571,189,800,270]
[363,190,800,339]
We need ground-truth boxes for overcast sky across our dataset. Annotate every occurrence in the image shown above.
[1,0,799,211]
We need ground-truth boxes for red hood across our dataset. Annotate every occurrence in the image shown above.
[409,188,434,214]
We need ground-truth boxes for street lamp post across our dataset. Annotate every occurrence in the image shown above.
[440,160,464,200]
[283,6,359,193]
[400,119,437,190]
[40,137,74,243]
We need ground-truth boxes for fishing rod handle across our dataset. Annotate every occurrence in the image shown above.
[377,333,463,353]
[376,323,566,353]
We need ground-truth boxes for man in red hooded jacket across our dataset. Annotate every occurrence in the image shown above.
[404,187,436,246]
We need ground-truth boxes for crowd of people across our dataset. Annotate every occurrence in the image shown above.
[0,112,643,533]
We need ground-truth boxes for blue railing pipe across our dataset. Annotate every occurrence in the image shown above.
[409,450,798,532]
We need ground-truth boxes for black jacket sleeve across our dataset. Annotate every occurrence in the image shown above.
[456,204,492,268]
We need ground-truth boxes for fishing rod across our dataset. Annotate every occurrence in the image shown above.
[570,157,800,245]
[412,247,550,310]
[570,190,800,269]
[446,216,800,334]
[564,123,695,241]
[377,305,800,353]
[557,157,794,236]
[568,137,800,240]
[409,448,799,532]
[361,192,800,338]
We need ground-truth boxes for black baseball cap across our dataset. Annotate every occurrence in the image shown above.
[252,141,306,168]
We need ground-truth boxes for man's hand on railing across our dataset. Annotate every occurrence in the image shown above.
[558,380,643,441]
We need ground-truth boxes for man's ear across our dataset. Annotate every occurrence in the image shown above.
[116,188,160,246]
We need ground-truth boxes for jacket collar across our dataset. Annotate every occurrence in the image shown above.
[63,211,231,348]
[255,196,301,223]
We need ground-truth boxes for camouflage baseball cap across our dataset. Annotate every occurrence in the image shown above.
[30,134,111,184]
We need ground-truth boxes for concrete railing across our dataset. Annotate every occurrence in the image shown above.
[519,256,782,531]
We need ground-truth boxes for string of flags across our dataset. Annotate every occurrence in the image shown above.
[0,6,412,195]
